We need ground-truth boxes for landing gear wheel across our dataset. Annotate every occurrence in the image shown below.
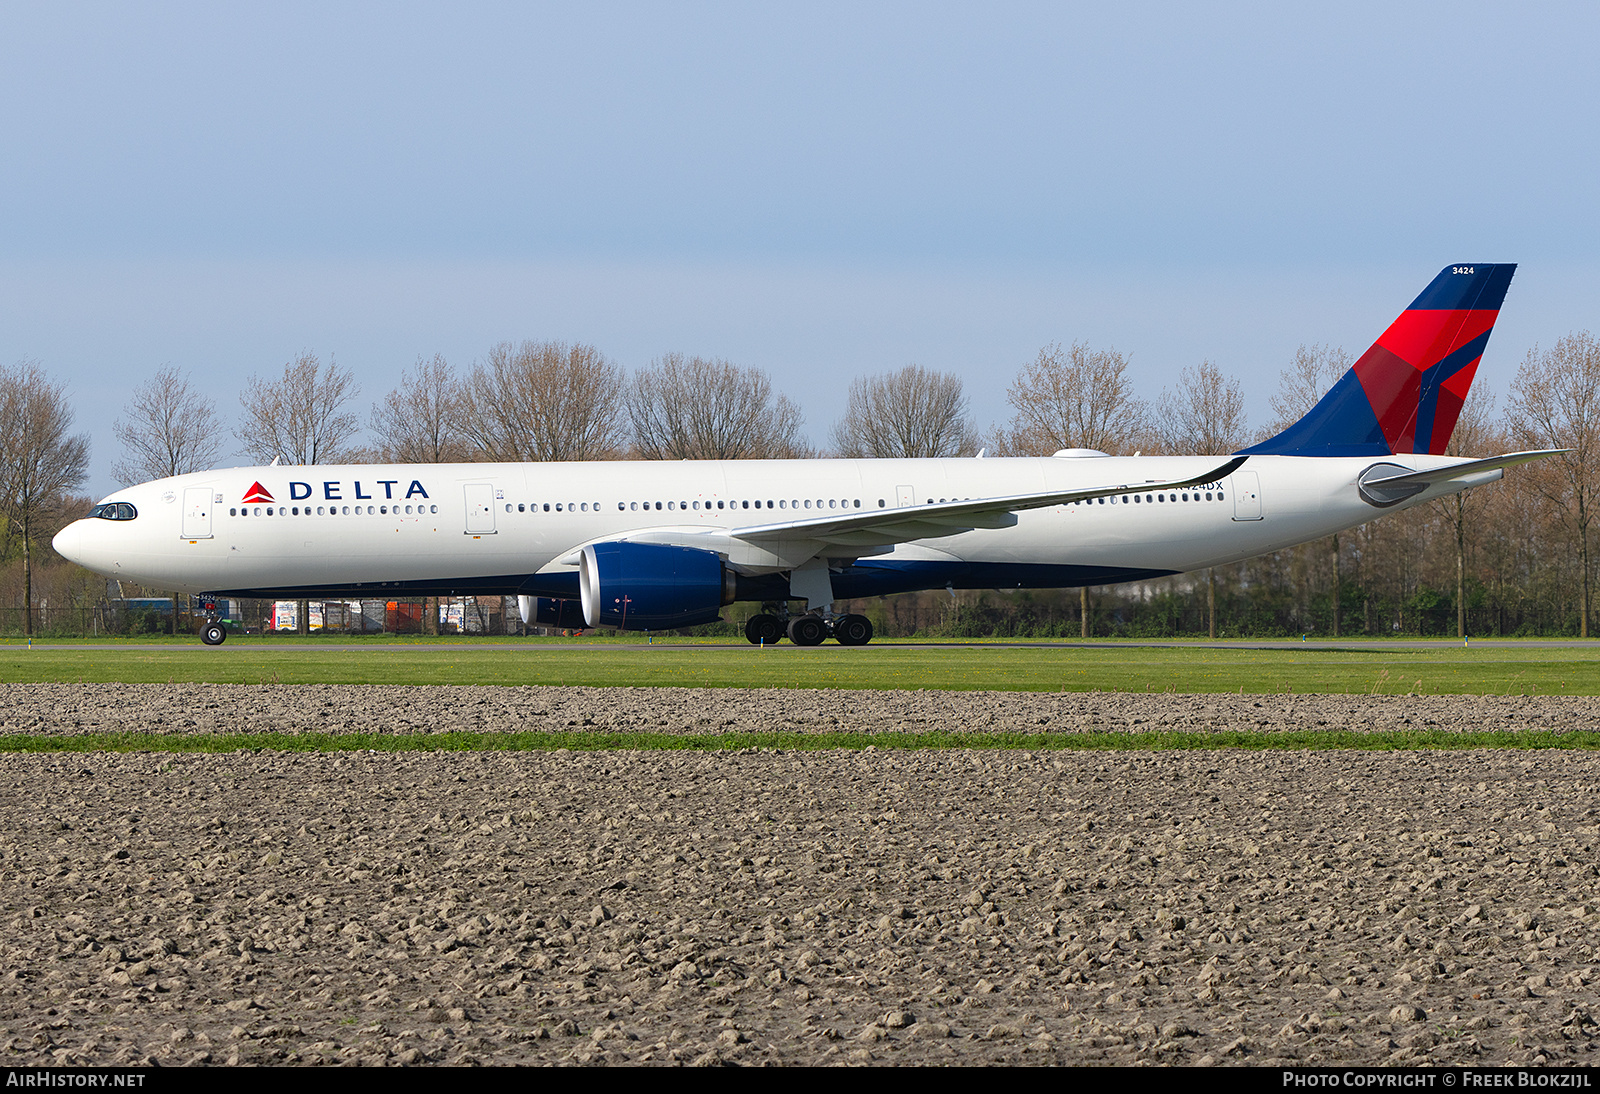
[745,613,784,645]
[832,614,873,646]
[201,622,227,646]
[787,615,827,647]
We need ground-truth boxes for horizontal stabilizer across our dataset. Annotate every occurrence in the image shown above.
[1360,449,1563,490]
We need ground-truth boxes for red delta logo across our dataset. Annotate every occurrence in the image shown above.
[242,482,275,503]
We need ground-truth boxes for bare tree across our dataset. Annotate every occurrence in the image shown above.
[1152,360,1250,637]
[829,364,978,459]
[0,362,90,635]
[997,342,1147,456]
[111,367,223,486]
[369,354,471,463]
[997,342,1145,634]
[1431,386,1500,638]
[367,354,469,637]
[109,366,225,634]
[1507,332,1600,637]
[629,353,809,460]
[238,352,359,635]
[1254,343,1353,634]
[1155,360,1249,454]
[461,341,625,462]
[1259,343,1351,438]
[239,352,362,466]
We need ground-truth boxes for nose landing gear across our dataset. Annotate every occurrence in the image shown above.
[197,596,227,645]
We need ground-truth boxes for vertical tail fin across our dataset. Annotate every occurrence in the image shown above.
[1240,264,1516,456]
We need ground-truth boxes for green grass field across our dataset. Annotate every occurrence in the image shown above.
[2,638,1597,695]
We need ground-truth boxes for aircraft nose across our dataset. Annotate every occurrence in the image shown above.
[52,521,84,566]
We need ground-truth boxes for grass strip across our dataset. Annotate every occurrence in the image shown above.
[6,644,1600,694]
[4,729,1600,754]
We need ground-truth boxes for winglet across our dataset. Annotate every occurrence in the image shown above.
[1193,455,1248,486]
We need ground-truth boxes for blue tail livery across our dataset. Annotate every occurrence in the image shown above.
[1241,264,1515,457]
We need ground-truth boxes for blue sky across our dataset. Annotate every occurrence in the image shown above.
[3,2,1596,495]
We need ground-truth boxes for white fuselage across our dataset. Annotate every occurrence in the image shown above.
[54,453,1493,600]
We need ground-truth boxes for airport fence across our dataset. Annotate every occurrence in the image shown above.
[0,592,1595,640]
[0,596,550,638]
[847,590,1600,641]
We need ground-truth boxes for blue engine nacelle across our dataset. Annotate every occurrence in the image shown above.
[579,542,735,630]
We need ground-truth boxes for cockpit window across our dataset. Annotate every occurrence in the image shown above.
[88,502,138,521]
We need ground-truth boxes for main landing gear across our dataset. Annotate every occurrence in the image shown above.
[744,612,785,645]
[744,606,874,646]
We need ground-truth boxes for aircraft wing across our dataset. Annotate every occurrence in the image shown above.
[726,456,1249,549]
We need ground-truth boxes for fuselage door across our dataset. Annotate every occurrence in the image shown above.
[895,484,917,507]
[1230,471,1263,521]
[181,488,214,539]
[464,483,497,534]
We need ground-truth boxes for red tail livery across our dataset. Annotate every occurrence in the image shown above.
[1242,264,1515,457]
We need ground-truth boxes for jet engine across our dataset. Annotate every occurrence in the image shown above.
[579,541,736,630]
[531,597,587,628]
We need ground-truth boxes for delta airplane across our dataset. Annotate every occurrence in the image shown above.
[55,264,1554,646]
